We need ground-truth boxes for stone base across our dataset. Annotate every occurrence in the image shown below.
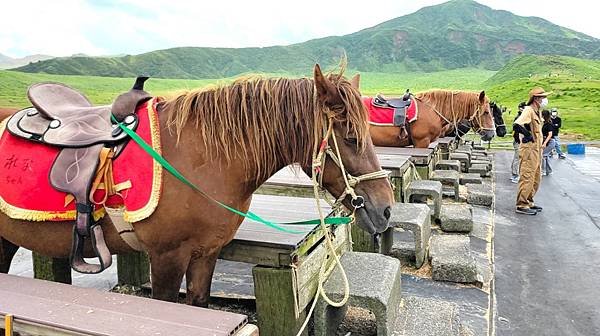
[460,173,482,185]
[468,164,489,177]
[436,160,461,172]
[394,296,463,336]
[314,252,402,336]
[466,183,493,207]
[439,204,473,233]
[430,235,478,283]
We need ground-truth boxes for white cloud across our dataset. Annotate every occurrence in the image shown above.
[0,0,598,58]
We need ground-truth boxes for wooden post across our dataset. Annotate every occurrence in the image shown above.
[351,225,378,253]
[117,251,150,287]
[253,266,308,336]
[390,177,403,203]
[415,165,430,180]
[32,252,71,284]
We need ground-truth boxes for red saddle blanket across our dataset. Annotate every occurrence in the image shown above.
[0,98,162,223]
[362,96,418,126]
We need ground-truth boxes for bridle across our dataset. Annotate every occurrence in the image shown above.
[468,102,496,133]
[311,110,391,213]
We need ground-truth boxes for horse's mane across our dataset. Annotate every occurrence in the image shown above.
[162,70,368,180]
[415,90,487,120]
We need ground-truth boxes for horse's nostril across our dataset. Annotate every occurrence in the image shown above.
[384,207,391,220]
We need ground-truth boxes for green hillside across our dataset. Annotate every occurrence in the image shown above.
[487,54,600,84]
[14,0,600,79]
[486,55,600,139]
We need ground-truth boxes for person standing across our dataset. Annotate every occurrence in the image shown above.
[513,87,550,215]
[510,102,526,183]
[541,110,556,175]
[550,108,566,159]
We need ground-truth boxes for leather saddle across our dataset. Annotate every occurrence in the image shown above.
[6,76,152,274]
[372,89,412,126]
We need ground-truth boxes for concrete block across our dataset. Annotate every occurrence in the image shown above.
[449,153,470,172]
[430,235,478,283]
[430,170,460,201]
[459,173,482,185]
[470,159,492,171]
[314,252,402,336]
[405,180,443,219]
[439,204,473,233]
[468,164,489,177]
[394,296,462,336]
[436,159,461,172]
[386,203,431,268]
[466,183,493,207]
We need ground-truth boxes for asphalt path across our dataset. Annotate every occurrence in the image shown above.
[493,151,600,336]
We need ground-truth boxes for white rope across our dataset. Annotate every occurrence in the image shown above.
[296,109,391,336]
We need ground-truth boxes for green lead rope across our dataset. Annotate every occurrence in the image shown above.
[113,116,352,234]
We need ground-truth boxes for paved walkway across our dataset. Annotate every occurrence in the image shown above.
[493,151,600,336]
[567,146,600,182]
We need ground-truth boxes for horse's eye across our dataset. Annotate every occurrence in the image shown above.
[344,138,358,146]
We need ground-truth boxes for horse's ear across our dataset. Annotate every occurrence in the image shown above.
[313,64,339,105]
[479,90,486,103]
[350,74,361,90]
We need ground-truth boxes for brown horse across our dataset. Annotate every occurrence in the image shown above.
[0,108,17,121]
[369,90,496,147]
[0,65,394,307]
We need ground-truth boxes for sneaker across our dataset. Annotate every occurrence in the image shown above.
[511,176,519,184]
[530,205,543,212]
[547,171,553,176]
[559,154,566,159]
[516,207,537,215]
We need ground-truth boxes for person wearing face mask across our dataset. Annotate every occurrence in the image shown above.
[550,108,566,159]
[512,87,551,215]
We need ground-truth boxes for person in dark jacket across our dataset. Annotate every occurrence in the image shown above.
[510,102,526,183]
[550,108,566,159]
[541,110,556,175]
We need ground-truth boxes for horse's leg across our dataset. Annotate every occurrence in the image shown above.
[185,248,221,307]
[0,237,19,273]
[149,247,191,302]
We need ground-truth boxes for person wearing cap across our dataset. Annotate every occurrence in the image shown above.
[512,87,550,215]
[550,108,566,159]
[510,102,526,183]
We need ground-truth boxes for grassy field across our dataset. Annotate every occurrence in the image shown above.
[1,66,599,139]
[486,76,600,140]
[0,68,495,107]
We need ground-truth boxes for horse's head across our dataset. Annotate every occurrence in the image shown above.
[490,101,507,137]
[471,91,495,142]
[313,65,394,234]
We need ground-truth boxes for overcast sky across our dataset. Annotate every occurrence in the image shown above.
[1,0,598,58]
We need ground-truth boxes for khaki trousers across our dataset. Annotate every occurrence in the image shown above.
[516,142,541,208]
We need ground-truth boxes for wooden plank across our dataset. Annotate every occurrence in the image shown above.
[294,224,351,314]
[0,273,248,336]
[375,146,433,165]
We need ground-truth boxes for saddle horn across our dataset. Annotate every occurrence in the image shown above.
[133,75,150,91]
[112,76,152,121]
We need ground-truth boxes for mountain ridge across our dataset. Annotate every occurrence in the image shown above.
[13,0,600,78]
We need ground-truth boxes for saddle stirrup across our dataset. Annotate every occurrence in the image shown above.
[70,202,112,274]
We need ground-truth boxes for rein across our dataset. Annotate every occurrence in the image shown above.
[113,115,351,234]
